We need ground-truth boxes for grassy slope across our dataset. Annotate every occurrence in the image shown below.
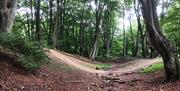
[142,63,164,74]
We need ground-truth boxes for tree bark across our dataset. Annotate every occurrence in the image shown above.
[79,1,86,56]
[53,0,60,48]
[35,0,41,41]
[139,0,180,82]
[47,0,54,45]
[134,0,148,57]
[30,0,35,40]
[0,0,17,32]
[129,13,135,56]
[122,5,127,58]
[89,0,104,60]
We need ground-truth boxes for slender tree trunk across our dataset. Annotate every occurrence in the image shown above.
[134,29,140,56]
[59,0,65,50]
[129,14,135,56]
[89,0,102,60]
[90,39,98,61]
[122,5,126,58]
[25,1,31,39]
[139,0,180,82]
[35,0,41,41]
[134,0,147,57]
[0,0,17,32]
[53,0,60,48]
[30,0,35,40]
[79,1,86,56]
[126,37,128,57]
[48,0,54,45]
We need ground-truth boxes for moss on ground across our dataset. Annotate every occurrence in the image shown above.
[96,63,111,70]
[142,63,164,74]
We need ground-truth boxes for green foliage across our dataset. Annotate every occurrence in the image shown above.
[142,63,164,74]
[14,0,179,59]
[15,0,121,59]
[111,36,123,56]
[96,63,111,70]
[162,0,180,56]
[0,32,49,70]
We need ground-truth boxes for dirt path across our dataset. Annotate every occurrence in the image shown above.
[46,49,162,75]
[105,58,162,75]
[46,49,104,73]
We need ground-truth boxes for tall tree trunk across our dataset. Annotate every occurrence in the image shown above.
[0,0,17,32]
[122,5,126,58]
[89,39,98,61]
[35,0,41,41]
[89,0,103,60]
[134,29,140,56]
[30,0,35,40]
[25,1,31,39]
[53,0,60,48]
[139,0,180,82]
[129,14,135,56]
[48,0,54,45]
[134,0,147,57]
[79,1,86,56]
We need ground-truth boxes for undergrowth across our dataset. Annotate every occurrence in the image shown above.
[0,32,49,71]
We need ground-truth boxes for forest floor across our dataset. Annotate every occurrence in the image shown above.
[0,49,180,91]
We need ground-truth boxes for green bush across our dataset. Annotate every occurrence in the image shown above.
[0,32,49,70]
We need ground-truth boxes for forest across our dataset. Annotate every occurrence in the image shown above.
[0,0,180,90]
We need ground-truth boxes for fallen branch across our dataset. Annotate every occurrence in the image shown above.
[68,80,86,83]
[113,80,126,84]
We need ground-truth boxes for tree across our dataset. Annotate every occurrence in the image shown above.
[0,0,17,32]
[162,0,180,57]
[122,5,127,58]
[35,0,41,41]
[89,0,104,60]
[139,0,180,82]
